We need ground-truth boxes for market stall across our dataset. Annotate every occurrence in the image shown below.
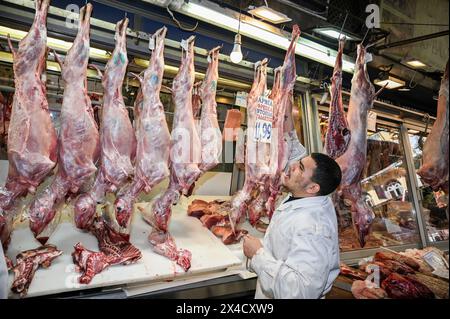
[0,0,448,299]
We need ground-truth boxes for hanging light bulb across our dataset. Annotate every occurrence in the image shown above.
[230,33,243,64]
[230,9,243,64]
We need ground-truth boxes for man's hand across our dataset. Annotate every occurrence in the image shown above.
[243,235,262,259]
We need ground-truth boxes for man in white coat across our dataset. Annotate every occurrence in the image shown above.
[243,152,342,299]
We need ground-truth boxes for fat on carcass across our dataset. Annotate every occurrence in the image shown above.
[417,61,449,193]
[11,244,62,297]
[335,44,384,247]
[229,59,270,227]
[112,26,170,230]
[143,36,200,271]
[265,25,301,220]
[74,18,136,230]
[0,0,57,249]
[247,66,281,226]
[324,37,351,159]
[29,4,100,243]
[198,46,223,173]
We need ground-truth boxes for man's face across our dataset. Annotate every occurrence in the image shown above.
[281,156,320,196]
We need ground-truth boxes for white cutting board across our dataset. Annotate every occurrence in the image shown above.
[6,196,241,298]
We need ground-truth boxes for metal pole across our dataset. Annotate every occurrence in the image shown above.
[303,90,322,153]
[375,30,449,51]
[399,125,428,248]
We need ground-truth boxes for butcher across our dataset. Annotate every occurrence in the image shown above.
[243,151,342,299]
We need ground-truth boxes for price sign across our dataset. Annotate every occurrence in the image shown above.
[235,91,248,108]
[367,111,377,132]
[254,95,273,144]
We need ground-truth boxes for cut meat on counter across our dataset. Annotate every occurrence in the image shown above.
[112,26,170,231]
[1,0,57,249]
[417,61,449,193]
[187,199,210,218]
[11,244,62,297]
[144,36,200,271]
[72,218,141,284]
[373,251,420,271]
[381,272,435,299]
[211,225,248,245]
[324,37,350,159]
[406,273,449,299]
[340,262,368,280]
[351,280,387,299]
[29,4,100,243]
[74,18,136,230]
[334,44,384,247]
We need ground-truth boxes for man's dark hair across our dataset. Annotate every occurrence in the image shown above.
[310,153,342,196]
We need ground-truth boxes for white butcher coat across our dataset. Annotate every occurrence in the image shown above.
[249,195,340,299]
[0,244,7,299]
[249,129,340,299]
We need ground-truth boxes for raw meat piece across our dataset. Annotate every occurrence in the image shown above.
[381,273,434,299]
[407,273,449,299]
[0,91,13,147]
[351,280,387,299]
[200,213,225,228]
[192,81,202,129]
[74,18,136,230]
[90,217,141,264]
[72,218,141,284]
[335,44,384,247]
[229,59,270,227]
[1,0,57,249]
[374,251,420,270]
[198,46,222,173]
[29,4,100,243]
[417,61,449,193]
[324,37,350,159]
[247,67,281,225]
[187,199,209,218]
[11,244,62,297]
[72,243,110,284]
[339,262,368,280]
[148,231,192,272]
[112,26,170,230]
[235,125,246,170]
[211,225,248,244]
[265,25,301,220]
[223,109,242,142]
[144,36,200,271]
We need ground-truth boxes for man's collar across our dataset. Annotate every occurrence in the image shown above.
[278,193,331,211]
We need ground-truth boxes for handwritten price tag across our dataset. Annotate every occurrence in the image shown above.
[254,96,273,144]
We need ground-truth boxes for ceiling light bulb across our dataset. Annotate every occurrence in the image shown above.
[230,34,243,64]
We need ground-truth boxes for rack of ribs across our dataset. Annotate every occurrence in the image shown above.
[10,244,62,297]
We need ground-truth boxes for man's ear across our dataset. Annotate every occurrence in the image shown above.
[307,183,320,195]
